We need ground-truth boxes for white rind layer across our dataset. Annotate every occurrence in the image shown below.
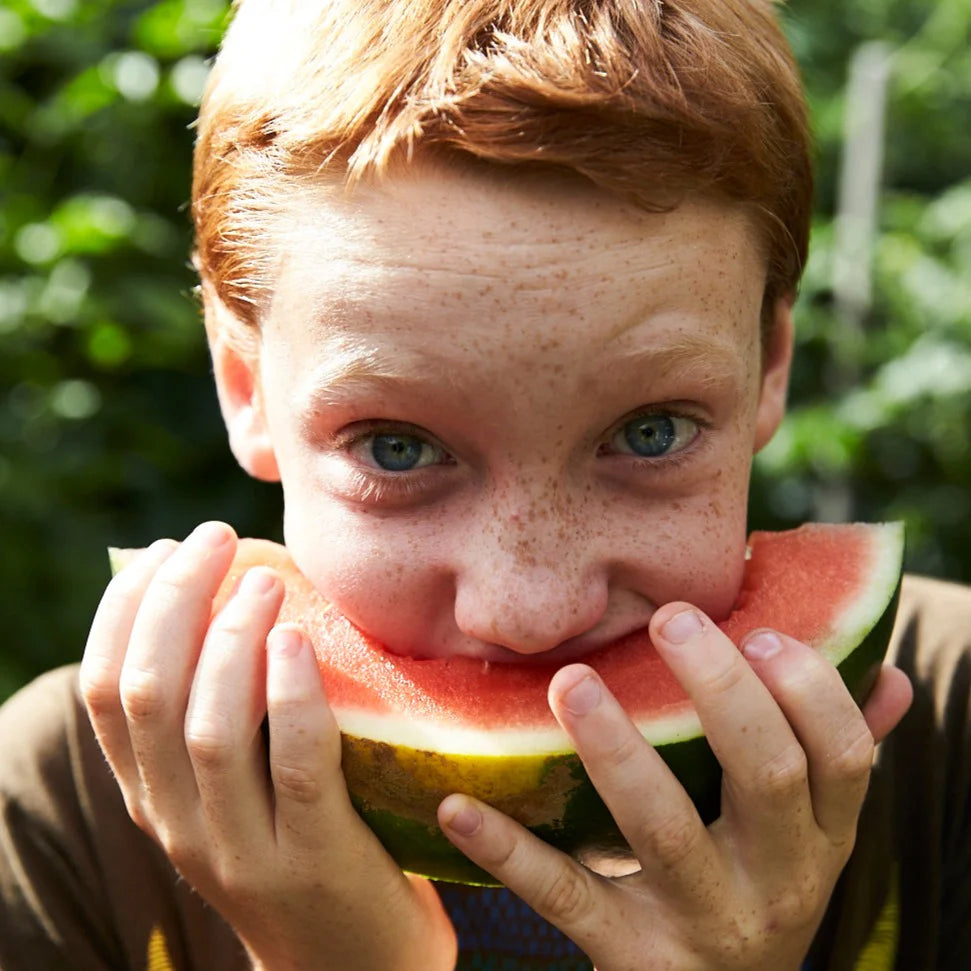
[336,703,703,757]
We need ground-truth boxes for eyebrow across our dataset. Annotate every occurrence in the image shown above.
[293,338,448,414]
[611,330,749,391]
[294,326,748,419]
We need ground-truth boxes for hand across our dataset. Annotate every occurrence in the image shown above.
[438,602,913,971]
[80,522,456,971]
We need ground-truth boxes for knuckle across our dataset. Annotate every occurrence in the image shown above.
[699,918,747,966]
[641,809,702,868]
[601,729,644,772]
[481,832,519,873]
[185,724,236,770]
[148,569,196,611]
[702,656,749,700]
[272,761,324,804]
[105,565,149,602]
[830,828,861,864]
[829,727,875,781]
[536,866,595,925]
[706,887,821,967]
[272,704,341,767]
[209,614,249,639]
[147,553,212,609]
[79,666,120,719]
[762,879,824,934]
[208,611,256,643]
[119,668,168,722]
[751,746,808,799]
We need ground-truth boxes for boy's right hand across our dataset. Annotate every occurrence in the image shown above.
[79,521,456,971]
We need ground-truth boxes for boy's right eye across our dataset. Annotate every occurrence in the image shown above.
[349,430,449,472]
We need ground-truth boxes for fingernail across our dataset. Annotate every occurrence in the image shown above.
[562,674,601,716]
[239,567,277,598]
[187,521,232,549]
[742,630,783,661]
[661,609,705,645]
[444,798,482,837]
[269,627,305,659]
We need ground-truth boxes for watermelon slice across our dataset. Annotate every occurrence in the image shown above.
[110,521,903,885]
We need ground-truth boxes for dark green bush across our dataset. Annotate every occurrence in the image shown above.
[2,0,969,701]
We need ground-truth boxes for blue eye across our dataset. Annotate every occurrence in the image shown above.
[612,414,698,457]
[354,432,446,472]
[369,434,432,471]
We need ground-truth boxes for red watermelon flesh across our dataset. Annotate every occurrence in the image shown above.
[194,521,902,753]
[109,520,903,884]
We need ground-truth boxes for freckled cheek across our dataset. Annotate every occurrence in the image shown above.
[650,463,751,616]
[704,463,754,609]
[282,495,447,631]
[269,435,450,641]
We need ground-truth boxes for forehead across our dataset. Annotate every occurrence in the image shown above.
[260,163,767,376]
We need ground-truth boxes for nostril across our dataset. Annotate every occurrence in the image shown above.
[453,566,608,656]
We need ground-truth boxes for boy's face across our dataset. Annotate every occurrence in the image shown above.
[213,163,792,663]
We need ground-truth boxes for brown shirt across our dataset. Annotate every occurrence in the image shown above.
[1,575,969,971]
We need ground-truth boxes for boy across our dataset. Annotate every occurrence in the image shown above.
[0,0,968,968]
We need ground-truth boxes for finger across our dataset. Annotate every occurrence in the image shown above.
[265,626,350,853]
[649,605,815,849]
[546,664,716,890]
[438,793,612,951]
[80,538,179,793]
[739,627,874,841]
[861,665,913,744]
[185,566,285,850]
[120,522,237,826]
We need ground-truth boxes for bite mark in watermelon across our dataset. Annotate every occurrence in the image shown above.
[109,521,903,885]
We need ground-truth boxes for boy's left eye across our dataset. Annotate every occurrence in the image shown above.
[608,413,699,458]
[353,432,446,471]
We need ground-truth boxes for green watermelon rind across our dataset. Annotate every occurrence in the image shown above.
[349,587,898,887]
[352,584,896,888]
[351,731,722,886]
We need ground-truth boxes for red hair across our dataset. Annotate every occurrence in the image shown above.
[192,0,812,333]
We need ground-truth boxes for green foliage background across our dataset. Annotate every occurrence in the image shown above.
[1,0,969,701]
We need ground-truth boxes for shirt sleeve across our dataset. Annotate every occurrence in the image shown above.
[0,666,124,969]
[805,574,971,971]
[906,577,971,970]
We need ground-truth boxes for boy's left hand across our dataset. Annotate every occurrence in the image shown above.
[438,602,912,971]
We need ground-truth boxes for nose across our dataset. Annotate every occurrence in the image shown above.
[452,524,609,656]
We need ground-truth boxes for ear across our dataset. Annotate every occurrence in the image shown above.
[753,296,794,453]
[205,293,281,482]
